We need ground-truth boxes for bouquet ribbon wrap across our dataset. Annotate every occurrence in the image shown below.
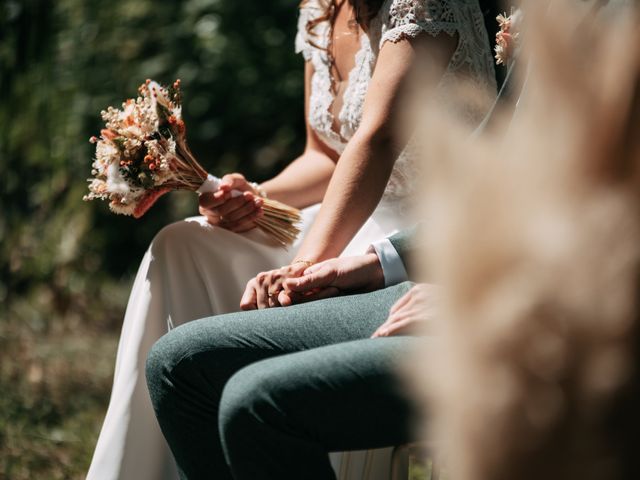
[196,174,244,198]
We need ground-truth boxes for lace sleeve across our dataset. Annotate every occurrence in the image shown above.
[295,2,320,61]
[379,0,460,48]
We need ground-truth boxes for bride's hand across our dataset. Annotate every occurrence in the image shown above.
[199,173,264,232]
[240,262,309,310]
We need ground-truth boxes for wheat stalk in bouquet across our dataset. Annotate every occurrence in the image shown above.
[83,79,301,246]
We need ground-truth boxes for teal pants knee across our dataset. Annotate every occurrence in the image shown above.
[146,282,417,480]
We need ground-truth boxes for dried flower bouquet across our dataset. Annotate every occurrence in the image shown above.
[84,79,301,246]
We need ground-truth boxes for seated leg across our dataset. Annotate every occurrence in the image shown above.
[219,336,419,480]
[145,282,413,478]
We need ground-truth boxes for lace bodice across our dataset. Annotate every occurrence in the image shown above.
[295,0,496,202]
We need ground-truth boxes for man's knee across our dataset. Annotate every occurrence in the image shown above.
[145,321,213,406]
[219,363,283,446]
[146,316,249,411]
[145,330,186,409]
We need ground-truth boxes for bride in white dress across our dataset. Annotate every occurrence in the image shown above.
[87,1,495,478]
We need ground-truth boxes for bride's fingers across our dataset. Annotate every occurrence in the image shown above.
[222,197,263,223]
[278,290,294,307]
[268,283,282,308]
[256,288,269,309]
[240,281,258,311]
[199,190,228,210]
[249,272,269,310]
[267,273,286,308]
[199,208,221,226]
[268,295,280,308]
[256,283,270,309]
[216,192,255,217]
[221,173,253,192]
[229,209,264,233]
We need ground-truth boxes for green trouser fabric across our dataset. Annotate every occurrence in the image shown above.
[146,281,418,480]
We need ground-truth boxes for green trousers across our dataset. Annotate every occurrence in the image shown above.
[146,281,417,480]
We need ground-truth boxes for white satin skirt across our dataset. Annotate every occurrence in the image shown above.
[87,200,413,480]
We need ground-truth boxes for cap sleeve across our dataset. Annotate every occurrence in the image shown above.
[379,0,460,49]
[295,1,322,61]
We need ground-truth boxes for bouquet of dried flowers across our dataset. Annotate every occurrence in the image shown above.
[84,79,301,246]
[495,9,523,66]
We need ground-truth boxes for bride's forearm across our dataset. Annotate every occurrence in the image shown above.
[259,151,336,209]
[293,130,396,263]
[291,34,437,263]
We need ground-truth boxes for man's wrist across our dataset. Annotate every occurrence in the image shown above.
[363,252,385,291]
[368,239,409,287]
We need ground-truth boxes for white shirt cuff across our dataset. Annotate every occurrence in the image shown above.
[369,238,409,287]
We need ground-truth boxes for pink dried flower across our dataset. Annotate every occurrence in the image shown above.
[495,9,523,66]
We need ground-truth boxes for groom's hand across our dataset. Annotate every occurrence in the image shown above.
[371,284,438,338]
[281,253,385,306]
[199,173,264,233]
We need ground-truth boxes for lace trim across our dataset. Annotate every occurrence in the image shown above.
[295,1,320,61]
[310,58,347,154]
[338,33,374,141]
[296,0,497,202]
[381,22,458,45]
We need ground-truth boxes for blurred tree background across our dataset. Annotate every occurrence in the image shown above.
[0,0,304,477]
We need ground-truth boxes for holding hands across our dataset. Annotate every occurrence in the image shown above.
[283,254,385,305]
[199,173,264,233]
[240,253,385,311]
[240,262,310,310]
[240,252,438,339]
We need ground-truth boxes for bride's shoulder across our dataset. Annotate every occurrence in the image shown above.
[298,0,323,13]
[376,0,472,48]
[295,0,327,60]
[377,0,465,25]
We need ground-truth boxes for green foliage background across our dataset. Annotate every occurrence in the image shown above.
[0,0,305,477]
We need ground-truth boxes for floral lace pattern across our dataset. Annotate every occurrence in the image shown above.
[296,0,496,203]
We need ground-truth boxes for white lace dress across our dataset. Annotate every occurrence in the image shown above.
[87,1,495,479]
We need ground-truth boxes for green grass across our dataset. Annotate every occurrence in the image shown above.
[0,315,118,479]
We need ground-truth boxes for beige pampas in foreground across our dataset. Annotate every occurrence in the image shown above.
[410,1,640,479]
